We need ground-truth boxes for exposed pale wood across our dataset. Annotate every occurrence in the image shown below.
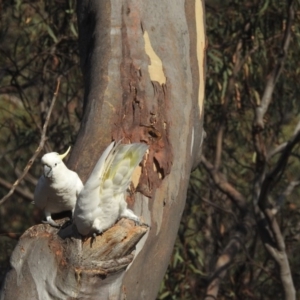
[1,219,147,299]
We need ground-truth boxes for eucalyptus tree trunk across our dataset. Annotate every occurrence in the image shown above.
[0,0,206,299]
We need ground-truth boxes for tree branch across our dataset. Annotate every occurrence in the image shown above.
[280,180,300,200]
[257,121,300,210]
[250,3,296,298]
[201,155,247,212]
[214,28,246,170]
[0,76,62,205]
[204,230,244,300]
[260,208,296,300]
[267,120,300,160]
[254,0,294,129]
[200,196,238,223]
[201,155,254,299]
[252,119,300,300]
[252,0,294,174]
[0,177,33,202]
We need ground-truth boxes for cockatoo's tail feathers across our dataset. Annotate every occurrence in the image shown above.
[59,146,71,160]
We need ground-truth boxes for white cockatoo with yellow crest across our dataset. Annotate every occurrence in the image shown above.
[74,141,148,236]
[34,147,83,227]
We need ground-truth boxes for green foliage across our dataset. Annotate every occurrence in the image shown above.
[0,0,82,284]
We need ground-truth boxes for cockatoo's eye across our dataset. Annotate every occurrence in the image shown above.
[55,163,58,166]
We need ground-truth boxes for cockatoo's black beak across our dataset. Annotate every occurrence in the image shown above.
[43,165,52,178]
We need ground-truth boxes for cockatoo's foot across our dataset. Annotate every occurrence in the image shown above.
[43,212,61,228]
[119,216,137,225]
[120,209,150,228]
[90,232,97,247]
[42,219,61,228]
[120,216,140,226]
[120,209,140,224]
[134,220,140,226]
[120,217,150,228]
[133,220,150,228]
[90,231,104,247]
[140,222,150,228]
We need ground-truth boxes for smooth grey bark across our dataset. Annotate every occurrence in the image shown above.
[71,1,206,298]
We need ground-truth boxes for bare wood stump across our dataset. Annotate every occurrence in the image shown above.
[1,219,148,300]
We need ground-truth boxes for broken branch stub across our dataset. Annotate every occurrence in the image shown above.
[1,219,148,300]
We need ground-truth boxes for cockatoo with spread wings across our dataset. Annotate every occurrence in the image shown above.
[74,141,148,236]
[34,147,83,227]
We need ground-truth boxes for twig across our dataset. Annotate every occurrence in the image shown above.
[267,142,288,160]
[0,177,33,202]
[252,4,297,291]
[281,180,300,199]
[267,119,300,160]
[252,0,294,171]
[204,230,244,300]
[4,156,38,186]
[0,232,22,240]
[0,76,62,205]
[200,156,254,299]
[263,210,296,300]
[257,123,300,210]
[254,0,294,130]
[253,96,298,300]
[200,196,239,223]
[252,4,296,297]
[214,28,245,170]
[201,155,247,213]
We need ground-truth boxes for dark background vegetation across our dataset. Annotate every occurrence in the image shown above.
[1,1,300,299]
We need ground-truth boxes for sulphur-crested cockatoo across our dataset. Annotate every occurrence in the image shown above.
[34,147,83,227]
[74,141,148,236]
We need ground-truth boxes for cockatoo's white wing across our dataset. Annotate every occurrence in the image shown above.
[81,141,116,192]
[74,141,117,235]
[74,141,148,236]
[75,175,84,196]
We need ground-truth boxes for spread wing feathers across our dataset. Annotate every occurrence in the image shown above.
[100,143,148,197]
[74,141,148,235]
[82,141,116,192]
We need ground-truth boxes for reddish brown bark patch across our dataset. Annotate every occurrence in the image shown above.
[112,12,173,198]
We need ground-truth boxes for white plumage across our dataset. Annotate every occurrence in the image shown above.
[74,141,148,236]
[34,147,83,227]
